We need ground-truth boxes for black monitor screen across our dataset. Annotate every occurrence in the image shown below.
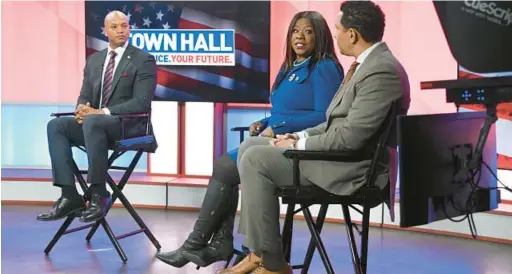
[397,112,499,228]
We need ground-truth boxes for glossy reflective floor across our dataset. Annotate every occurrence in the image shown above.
[2,205,512,274]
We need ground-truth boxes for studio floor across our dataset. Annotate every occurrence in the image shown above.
[2,205,512,274]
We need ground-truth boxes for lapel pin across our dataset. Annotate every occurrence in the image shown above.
[127,56,131,59]
[289,73,295,82]
[295,76,299,81]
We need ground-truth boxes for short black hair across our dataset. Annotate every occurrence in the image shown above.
[340,1,385,43]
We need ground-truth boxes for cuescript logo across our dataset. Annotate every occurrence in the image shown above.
[464,0,512,26]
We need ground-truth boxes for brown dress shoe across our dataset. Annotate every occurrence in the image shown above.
[251,265,292,274]
[216,252,261,274]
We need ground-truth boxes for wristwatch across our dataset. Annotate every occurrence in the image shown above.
[289,141,297,149]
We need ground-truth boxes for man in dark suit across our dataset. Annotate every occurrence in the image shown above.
[37,11,157,223]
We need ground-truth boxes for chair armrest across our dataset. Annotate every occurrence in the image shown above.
[231,127,251,144]
[113,113,150,119]
[115,135,154,149]
[231,126,250,132]
[50,112,75,117]
[283,150,373,162]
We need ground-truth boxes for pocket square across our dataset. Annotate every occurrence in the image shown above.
[121,73,129,77]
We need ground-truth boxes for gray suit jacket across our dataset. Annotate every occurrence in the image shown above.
[301,43,410,195]
[77,44,158,148]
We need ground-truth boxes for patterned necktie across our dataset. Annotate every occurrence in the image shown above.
[102,51,117,108]
[341,61,360,86]
[332,61,360,99]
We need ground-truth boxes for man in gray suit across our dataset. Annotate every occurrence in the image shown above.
[218,1,410,274]
[37,11,157,223]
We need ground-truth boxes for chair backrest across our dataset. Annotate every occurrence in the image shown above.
[117,108,158,153]
[365,100,400,188]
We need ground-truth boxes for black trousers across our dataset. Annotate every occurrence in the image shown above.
[47,115,122,186]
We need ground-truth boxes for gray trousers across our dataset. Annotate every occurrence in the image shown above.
[235,137,312,253]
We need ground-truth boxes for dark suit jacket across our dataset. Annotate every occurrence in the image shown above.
[77,44,158,150]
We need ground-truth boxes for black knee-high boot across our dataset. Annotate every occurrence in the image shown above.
[182,186,238,267]
[156,154,239,268]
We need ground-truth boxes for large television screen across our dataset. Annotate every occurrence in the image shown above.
[85,1,271,103]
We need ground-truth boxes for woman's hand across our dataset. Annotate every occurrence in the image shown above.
[260,127,275,138]
[249,121,263,136]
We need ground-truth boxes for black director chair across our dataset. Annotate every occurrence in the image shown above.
[276,101,400,274]
[44,111,161,262]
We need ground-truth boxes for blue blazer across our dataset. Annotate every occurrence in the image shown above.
[228,57,344,161]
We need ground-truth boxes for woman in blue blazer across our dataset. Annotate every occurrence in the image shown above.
[229,47,344,162]
[157,11,344,268]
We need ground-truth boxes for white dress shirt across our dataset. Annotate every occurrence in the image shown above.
[100,41,129,115]
[294,42,383,150]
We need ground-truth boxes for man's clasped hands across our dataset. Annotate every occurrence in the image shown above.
[74,103,105,124]
[248,121,299,149]
[269,133,299,149]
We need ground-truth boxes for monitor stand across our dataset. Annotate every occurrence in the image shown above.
[420,76,512,181]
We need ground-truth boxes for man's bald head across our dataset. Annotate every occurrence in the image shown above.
[103,10,130,49]
[104,11,129,25]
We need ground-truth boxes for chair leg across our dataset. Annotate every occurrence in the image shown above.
[84,174,120,243]
[360,204,371,274]
[48,151,142,262]
[234,249,247,265]
[99,218,128,262]
[85,178,161,250]
[342,205,363,274]
[281,204,295,263]
[223,248,246,268]
[85,223,100,242]
[223,253,234,268]
[301,204,329,274]
[85,151,137,242]
[44,161,98,255]
[44,215,75,255]
[86,152,161,251]
[303,207,335,274]
[70,161,89,193]
[380,203,384,228]
[109,178,161,250]
[239,131,244,144]
[241,245,250,254]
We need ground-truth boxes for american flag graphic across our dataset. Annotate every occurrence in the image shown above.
[85,1,271,103]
